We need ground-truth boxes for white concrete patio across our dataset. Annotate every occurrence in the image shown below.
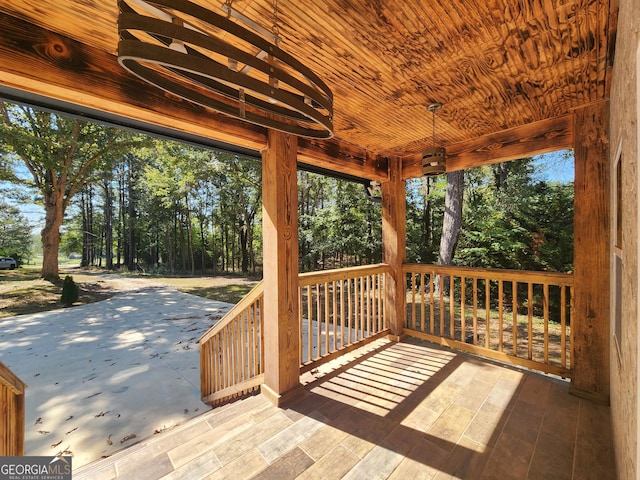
[0,285,232,468]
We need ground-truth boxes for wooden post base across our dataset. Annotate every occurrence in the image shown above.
[261,383,306,408]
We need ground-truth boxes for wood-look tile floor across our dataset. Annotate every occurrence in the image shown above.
[75,338,616,480]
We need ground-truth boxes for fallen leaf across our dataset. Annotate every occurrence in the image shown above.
[120,434,137,444]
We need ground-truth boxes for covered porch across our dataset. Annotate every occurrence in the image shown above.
[76,338,615,480]
[0,0,629,477]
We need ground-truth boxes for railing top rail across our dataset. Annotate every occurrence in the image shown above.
[198,280,264,345]
[0,360,26,394]
[403,263,574,285]
[299,263,391,286]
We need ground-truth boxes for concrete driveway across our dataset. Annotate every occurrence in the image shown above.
[0,285,232,468]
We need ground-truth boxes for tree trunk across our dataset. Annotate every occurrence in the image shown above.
[126,160,136,271]
[81,190,89,267]
[41,192,65,282]
[184,194,195,275]
[239,217,249,274]
[422,177,432,254]
[199,217,206,274]
[104,179,113,270]
[437,170,464,293]
[438,171,464,265]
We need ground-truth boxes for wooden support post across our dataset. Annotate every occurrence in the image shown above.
[382,156,407,338]
[261,129,303,406]
[570,102,611,404]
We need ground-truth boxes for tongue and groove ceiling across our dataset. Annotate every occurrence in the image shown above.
[0,0,618,177]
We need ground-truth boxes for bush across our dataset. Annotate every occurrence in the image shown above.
[61,275,79,307]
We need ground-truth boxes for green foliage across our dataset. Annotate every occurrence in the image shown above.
[60,275,79,306]
[298,172,381,271]
[457,159,574,272]
[0,201,32,262]
[1,102,573,279]
[407,156,574,273]
[0,102,141,279]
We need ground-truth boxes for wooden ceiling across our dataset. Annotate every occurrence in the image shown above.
[0,0,618,180]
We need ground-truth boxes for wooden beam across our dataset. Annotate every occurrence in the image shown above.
[401,115,573,179]
[0,12,388,182]
[570,102,610,404]
[298,138,388,182]
[0,12,267,151]
[382,156,406,337]
[261,130,303,406]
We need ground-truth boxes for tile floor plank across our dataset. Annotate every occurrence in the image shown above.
[74,340,616,480]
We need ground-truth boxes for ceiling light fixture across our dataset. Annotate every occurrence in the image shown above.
[117,0,334,138]
[422,102,446,176]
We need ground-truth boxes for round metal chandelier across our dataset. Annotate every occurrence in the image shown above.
[117,0,334,138]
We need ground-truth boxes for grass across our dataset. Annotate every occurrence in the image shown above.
[175,284,255,304]
[0,266,259,319]
[0,266,112,318]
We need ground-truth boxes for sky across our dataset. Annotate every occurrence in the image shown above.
[532,150,574,183]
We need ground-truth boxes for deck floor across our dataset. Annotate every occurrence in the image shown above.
[75,338,616,480]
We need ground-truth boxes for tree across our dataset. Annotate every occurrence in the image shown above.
[0,201,32,262]
[438,170,464,266]
[0,103,135,281]
[456,158,574,272]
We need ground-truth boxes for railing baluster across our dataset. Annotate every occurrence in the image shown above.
[360,276,365,341]
[380,273,384,330]
[316,283,321,360]
[411,272,417,330]
[498,280,504,352]
[528,282,533,360]
[324,282,330,357]
[485,278,491,350]
[570,285,574,369]
[561,284,567,369]
[439,273,445,338]
[472,277,478,344]
[307,285,312,363]
[429,272,435,334]
[419,272,425,333]
[347,277,353,345]
[340,279,345,349]
[371,275,377,334]
[449,274,455,340]
[512,280,518,357]
[544,283,549,364]
[461,275,466,343]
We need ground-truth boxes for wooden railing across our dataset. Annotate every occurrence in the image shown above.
[403,264,574,377]
[198,281,264,406]
[299,264,391,373]
[0,360,26,455]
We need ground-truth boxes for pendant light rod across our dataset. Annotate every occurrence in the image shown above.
[422,102,446,176]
